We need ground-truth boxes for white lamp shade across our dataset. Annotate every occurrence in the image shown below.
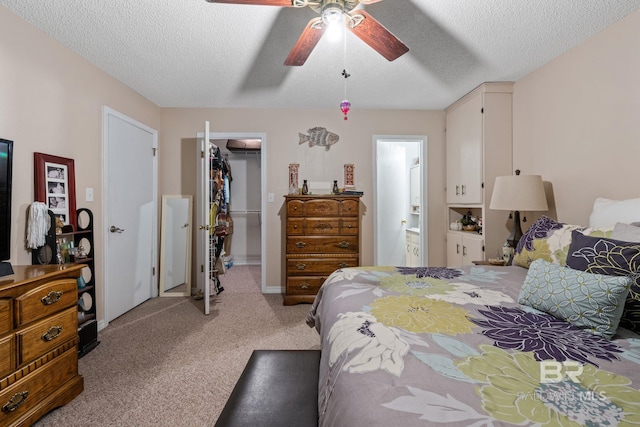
[490,174,548,211]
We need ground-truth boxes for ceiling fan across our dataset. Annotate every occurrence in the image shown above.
[206,0,409,66]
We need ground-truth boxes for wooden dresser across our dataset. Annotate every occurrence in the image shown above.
[0,264,84,426]
[284,195,361,305]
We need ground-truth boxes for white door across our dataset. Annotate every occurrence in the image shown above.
[196,122,212,314]
[103,107,158,323]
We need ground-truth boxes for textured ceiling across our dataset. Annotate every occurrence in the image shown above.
[2,0,639,110]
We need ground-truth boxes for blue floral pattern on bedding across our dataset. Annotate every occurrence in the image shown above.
[307,266,640,427]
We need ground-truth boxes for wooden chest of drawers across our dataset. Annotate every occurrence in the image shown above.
[284,195,361,305]
[0,264,84,427]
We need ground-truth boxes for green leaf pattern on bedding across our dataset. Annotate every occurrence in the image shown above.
[378,274,454,296]
[455,345,640,426]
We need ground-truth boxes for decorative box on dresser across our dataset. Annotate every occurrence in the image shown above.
[445,82,514,266]
[0,264,84,427]
[284,194,361,305]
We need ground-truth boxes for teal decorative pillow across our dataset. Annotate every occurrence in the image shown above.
[518,259,632,339]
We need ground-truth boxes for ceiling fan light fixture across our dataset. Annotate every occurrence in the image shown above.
[321,2,345,25]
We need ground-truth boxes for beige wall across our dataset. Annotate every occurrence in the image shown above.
[159,108,446,289]
[513,9,640,225]
[0,8,162,323]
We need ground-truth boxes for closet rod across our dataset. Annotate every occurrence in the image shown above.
[229,210,260,214]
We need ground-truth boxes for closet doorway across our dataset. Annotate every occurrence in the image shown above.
[195,129,266,314]
[373,136,427,266]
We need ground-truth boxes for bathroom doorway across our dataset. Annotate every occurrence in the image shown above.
[373,136,427,266]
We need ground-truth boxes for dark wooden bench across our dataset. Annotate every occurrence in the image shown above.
[215,350,320,427]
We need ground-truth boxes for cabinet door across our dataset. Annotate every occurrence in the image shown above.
[446,233,463,267]
[462,235,484,264]
[445,110,462,203]
[405,235,412,266]
[446,92,483,204]
[410,242,420,267]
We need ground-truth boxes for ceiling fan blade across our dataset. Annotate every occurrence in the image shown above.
[284,18,325,66]
[205,0,294,6]
[347,10,409,61]
[357,0,384,4]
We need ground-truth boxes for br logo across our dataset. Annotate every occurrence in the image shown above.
[539,361,583,383]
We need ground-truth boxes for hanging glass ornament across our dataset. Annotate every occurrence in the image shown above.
[340,99,351,120]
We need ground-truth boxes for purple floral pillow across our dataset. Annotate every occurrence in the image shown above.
[515,216,563,253]
[512,216,613,269]
[512,216,564,268]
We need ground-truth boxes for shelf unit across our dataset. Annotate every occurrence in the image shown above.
[31,208,100,357]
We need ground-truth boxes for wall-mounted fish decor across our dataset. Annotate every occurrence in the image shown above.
[298,127,339,151]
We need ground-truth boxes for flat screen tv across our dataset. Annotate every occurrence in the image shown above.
[0,139,14,276]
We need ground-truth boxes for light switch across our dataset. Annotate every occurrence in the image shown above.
[86,188,94,202]
[268,193,274,203]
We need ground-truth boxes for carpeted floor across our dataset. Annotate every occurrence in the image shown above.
[35,265,320,426]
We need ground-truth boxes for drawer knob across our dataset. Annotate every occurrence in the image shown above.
[41,290,63,305]
[296,263,307,270]
[338,263,350,268]
[299,282,310,290]
[339,241,350,248]
[2,391,29,413]
[41,325,63,342]
[295,242,306,248]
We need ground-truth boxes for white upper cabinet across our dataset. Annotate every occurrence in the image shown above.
[446,83,513,206]
[445,82,514,264]
[446,92,483,204]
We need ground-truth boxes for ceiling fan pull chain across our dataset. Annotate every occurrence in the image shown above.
[340,25,351,121]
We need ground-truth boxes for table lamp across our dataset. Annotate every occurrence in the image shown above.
[490,169,548,249]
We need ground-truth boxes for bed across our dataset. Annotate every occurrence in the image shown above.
[306,210,640,426]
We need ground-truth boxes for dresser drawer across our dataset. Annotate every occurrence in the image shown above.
[287,257,358,276]
[0,347,77,426]
[302,199,341,216]
[286,199,305,217]
[14,279,78,327]
[0,300,11,336]
[287,218,341,236]
[341,220,359,235]
[286,277,326,295]
[287,236,359,254]
[16,307,78,366]
[0,335,14,379]
[340,199,359,216]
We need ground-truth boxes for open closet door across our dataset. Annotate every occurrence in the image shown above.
[196,121,211,314]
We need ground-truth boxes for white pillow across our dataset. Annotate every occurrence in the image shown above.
[589,197,640,227]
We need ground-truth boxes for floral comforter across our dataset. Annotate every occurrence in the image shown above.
[306,265,640,427]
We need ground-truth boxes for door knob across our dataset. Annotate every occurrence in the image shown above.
[401,219,407,224]
[110,225,124,233]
